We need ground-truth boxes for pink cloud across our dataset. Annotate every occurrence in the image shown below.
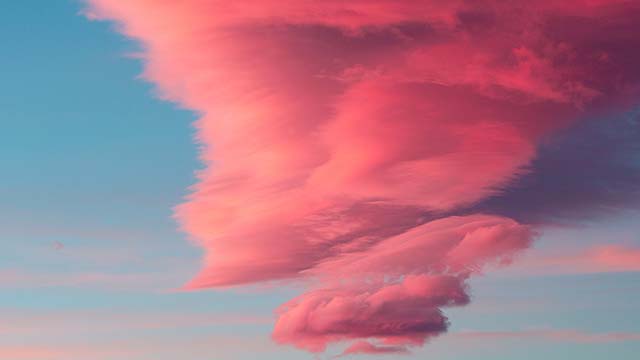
[0,335,272,360]
[0,269,174,291]
[0,346,137,360]
[338,340,409,357]
[312,215,532,278]
[0,310,275,360]
[1,308,271,336]
[0,348,62,360]
[505,244,640,276]
[270,215,530,351]
[273,274,469,352]
[84,0,640,354]
[587,245,640,272]
[455,329,640,344]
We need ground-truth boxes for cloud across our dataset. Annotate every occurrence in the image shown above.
[270,215,530,351]
[454,329,640,344]
[0,347,74,360]
[273,274,469,352]
[0,334,272,360]
[0,269,174,291]
[338,341,409,357]
[475,112,640,224]
[0,309,275,360]
[503,244,640,276]
[309,215,533,280]
[1,308,271,335]
[84,0,640,355]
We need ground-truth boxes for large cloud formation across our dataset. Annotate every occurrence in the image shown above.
[85,0,640,354]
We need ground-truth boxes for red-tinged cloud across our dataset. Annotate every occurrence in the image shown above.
[589,245,640,271]
[271,215,530,351]
[455,329,640,344]
[338,341,409,357]
[84,0,640,355]
[508,244,640,276]
[273,274,469,352]
[0,348,64,360]
[550,244,640,274]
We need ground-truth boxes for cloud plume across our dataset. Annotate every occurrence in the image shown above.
[85,0,640,354]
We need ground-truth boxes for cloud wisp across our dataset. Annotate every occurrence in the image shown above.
[454,329,640,344]
[85,0,640,354]
[501,244,640,276]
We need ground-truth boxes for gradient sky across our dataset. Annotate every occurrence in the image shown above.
[2,1,639,359]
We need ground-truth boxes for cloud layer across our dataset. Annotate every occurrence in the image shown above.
[85,0,640,354]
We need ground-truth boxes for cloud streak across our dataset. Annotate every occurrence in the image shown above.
[84,0,640,354]
[338,341,409,357]
[454,329,640,344]
[502,244,640,276]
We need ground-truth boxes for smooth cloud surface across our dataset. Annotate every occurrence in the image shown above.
[85,0,640,354]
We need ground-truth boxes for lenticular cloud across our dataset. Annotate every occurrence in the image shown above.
[85,0,640,354]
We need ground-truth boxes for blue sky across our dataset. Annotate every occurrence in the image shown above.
[1,1,639,359]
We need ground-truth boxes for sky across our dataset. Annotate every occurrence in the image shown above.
[1,1,639,359]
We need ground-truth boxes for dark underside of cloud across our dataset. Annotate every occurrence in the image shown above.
[474,110,640,224]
